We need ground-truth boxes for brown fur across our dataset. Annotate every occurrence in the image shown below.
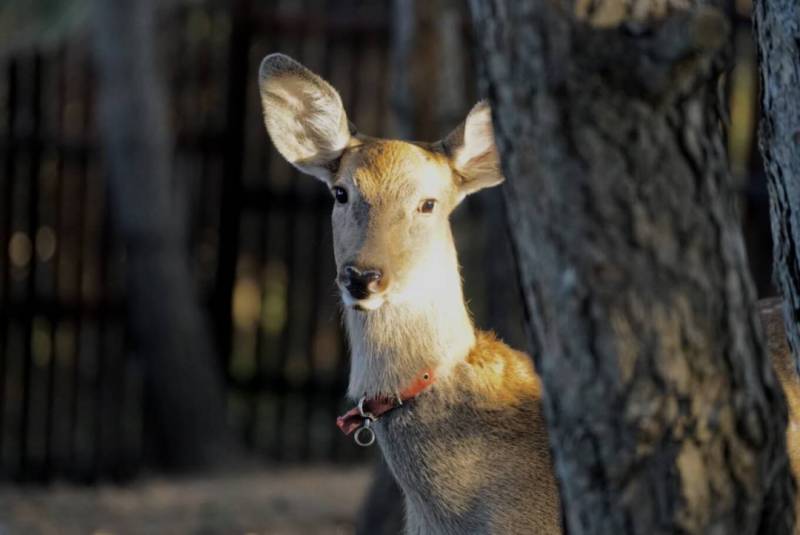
[759,298,800,486]
[377,329,561,534]
[339,141,452,205]
[464,331,543,409]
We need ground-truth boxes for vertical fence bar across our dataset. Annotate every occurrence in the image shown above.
[19,52,43,481]
[248,131,273,449]
[275,186,299,461]
[44,44,68,479]
[92,189,111,480]
[214,0,253,380]
[0,58,19,475]
[68,54,90,479]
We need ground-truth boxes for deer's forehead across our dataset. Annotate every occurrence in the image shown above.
[339,141,451,202]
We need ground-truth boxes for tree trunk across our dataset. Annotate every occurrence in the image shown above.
[469,1,795,533]
[753,0,800,369]
[91,0,238,470]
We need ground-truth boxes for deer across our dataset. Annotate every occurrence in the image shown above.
[257,53,800,534]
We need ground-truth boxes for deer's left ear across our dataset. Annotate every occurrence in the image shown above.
[443,101,504,196]
[258,53,353,185]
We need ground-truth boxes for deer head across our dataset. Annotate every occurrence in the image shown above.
[258,53,504,397]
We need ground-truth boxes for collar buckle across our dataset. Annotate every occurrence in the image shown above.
[357,396,377,421]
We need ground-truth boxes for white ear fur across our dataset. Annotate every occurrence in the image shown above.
[444,101,504,195]
[258,53,352,184]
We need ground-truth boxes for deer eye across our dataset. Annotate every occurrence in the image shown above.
[332,186,348,204]
[418,199,437,214]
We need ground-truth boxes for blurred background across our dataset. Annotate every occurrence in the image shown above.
[0,0,775,532]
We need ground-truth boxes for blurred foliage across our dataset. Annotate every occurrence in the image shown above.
[0,0,206,55]
[0,0,89,55]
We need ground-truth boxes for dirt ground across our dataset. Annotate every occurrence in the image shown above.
[0,465,372,535]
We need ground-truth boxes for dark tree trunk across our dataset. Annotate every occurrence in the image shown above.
[469,1,794,533]
[753,0,800,369]
[91,0,238,470]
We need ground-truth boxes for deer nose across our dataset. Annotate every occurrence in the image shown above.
[341,264,385,299]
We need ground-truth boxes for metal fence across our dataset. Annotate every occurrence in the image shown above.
[0,38,138,482]
[0,0,522,482]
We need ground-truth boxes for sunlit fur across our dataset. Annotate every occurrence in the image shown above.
[332,142,476,399]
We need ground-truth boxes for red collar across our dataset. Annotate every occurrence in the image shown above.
[336,368,436,443]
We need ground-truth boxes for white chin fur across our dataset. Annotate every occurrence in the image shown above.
[341,292,385,311]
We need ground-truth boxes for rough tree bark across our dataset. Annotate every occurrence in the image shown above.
[470,1,794,533]
[91,0,238,469]
[753,0,800,369]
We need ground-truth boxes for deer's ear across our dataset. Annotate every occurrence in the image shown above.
[443,101,504,196]
[258,53,352,184]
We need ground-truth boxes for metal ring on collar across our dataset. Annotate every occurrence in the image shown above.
[354,423,376,447]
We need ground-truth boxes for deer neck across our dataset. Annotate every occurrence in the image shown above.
[344,239,475,400]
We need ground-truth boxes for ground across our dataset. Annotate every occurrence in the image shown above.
[0,465,371,535]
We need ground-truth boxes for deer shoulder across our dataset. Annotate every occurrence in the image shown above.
[760,298,800,476]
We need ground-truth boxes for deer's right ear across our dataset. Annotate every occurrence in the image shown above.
[258,54,352,184]
[443,101,504,197]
